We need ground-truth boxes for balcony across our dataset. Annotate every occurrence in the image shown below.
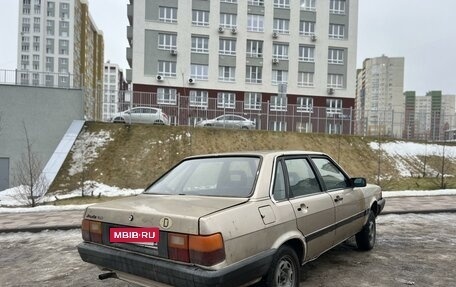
[127,4,133,26]
[126,47,132,67]
[127,26,133,46]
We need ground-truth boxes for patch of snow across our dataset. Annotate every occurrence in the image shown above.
[383,189,456,198]
[68,130,113,176]
[0,181,143,208]
[0,204,91,213]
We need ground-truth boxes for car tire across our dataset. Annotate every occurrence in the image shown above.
[204,124,212,127]
[154,120,164,125]
[241,126,249,130]
[264,245,299,287]
[113,117,125,123]
[355,210,376,251]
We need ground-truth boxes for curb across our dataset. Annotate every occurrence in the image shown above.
[0,224,80,234]
[380,209,456,215]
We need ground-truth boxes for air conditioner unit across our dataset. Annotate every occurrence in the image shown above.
[231,27,237,34]
[272,58,280,64]
[218,26,224,33]
[327,88,335,95]
[311,34,317,42]
[188,78,195,84]
[156,75,163,81]
[170,49,177,55]
[272,32,278,39]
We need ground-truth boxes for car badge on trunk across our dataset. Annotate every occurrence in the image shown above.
[128,214,134,221]
[160,217,173,229]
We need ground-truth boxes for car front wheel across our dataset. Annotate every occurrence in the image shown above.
[265,245,299,287]
[355,210,376,251]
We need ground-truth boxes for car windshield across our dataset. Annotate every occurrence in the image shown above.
[144,156,260,197]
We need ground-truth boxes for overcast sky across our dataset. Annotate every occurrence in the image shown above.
[1,0,455,95]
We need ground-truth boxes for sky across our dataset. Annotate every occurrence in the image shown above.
[0,0,455,95]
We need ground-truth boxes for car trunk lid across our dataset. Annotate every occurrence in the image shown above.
[84,194,248,234]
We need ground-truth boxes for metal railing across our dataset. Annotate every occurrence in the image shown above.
[0,69,81,89]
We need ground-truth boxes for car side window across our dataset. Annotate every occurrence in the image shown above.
[284,158,321,197]
[311,157,349,190]
[272,162,286,201]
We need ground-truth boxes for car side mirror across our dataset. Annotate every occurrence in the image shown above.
[351,177,366,188]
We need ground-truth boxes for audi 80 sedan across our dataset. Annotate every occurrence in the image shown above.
[78,151,385,287]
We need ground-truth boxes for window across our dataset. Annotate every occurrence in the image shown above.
[326,98,342,114]
[217,92,236,109]
[328,48,344,64]
[301,0,316,11]
[247,14,264,32]
[285,158,321,197]
[158,60,176,77]
[191,36,209,53]
[311,157,348,189]
[272,70,288,85]
[158,33,177,50]
[219,38,236,55]
[274,0,290,9]
[219,66,236,82]
[299,46,315,62]
[159,7,177,23]
[221,0,237,3]
[59,39,68,55]
[329,24,345,39]
[189,90,208,108]
[191,64,209,80]
[298,72,314,87]
[270,121,287,131]
[328,74,344,88]
[244,92,262,110]
[246,40,263,58]
[330,0,346,14]
[157,88,177,105]
[297,97,313,113]
[273,19,289,34]
[246,66,262,84]
[272,162,286,201]
[192,10,209,27]
[248,0,264,6]
[273,44,289,60]
[300,21,315,36]
[220,13,237,28]
[270,95,287,111]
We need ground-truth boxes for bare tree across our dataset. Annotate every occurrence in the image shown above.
[12,122,48,207]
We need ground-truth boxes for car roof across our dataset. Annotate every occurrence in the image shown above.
[184,150,326,159]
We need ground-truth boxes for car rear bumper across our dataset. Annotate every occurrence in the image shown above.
[77,242,274,287]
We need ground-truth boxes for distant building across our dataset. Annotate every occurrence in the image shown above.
[102,62,127,121]
[126,0,359,132]
[355,55,405,137]
[17,0,104,120]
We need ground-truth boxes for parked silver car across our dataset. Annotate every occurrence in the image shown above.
[78,151,385,287]
[111,107,169,125]
[196,114,255,129]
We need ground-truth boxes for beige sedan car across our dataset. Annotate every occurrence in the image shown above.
[78,151,385,287]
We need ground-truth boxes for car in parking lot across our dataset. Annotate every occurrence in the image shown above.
[196,114,256,129]
[78,151,385,287]
[111,107,169,125]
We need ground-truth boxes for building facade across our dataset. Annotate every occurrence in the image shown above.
[355,55,405,137]
[17,0,104,120]
[126,0,359,132]
[102,62,128,121]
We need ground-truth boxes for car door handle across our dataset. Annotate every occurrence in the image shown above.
[297,203,308,212]
[334,196,344,203]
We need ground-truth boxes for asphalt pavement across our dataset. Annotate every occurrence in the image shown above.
[1,195,456,234]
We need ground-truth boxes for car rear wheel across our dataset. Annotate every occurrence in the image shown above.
[265,245,299,287]
[154,120,164,125]
[204,124,212,127]
[113,117,125,123]
[356,210,376,251]
[241,126,249,130]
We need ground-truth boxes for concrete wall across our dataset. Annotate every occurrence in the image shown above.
[0,85,84,191]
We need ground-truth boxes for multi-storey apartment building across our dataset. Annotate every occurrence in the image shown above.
[102,62,128,121]
[126,0,358,132]
[17,0,104,120]
[355,55,405,137]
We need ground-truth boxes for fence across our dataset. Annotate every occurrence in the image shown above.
[0,69,81,89]
[101,91,456,142]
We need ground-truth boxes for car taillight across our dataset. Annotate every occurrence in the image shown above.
[189,233,225,266]
[81,219,102,243]
[167,232,225,266]
[168,233,189,262]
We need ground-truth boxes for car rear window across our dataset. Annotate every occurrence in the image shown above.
[144,156,260,197]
